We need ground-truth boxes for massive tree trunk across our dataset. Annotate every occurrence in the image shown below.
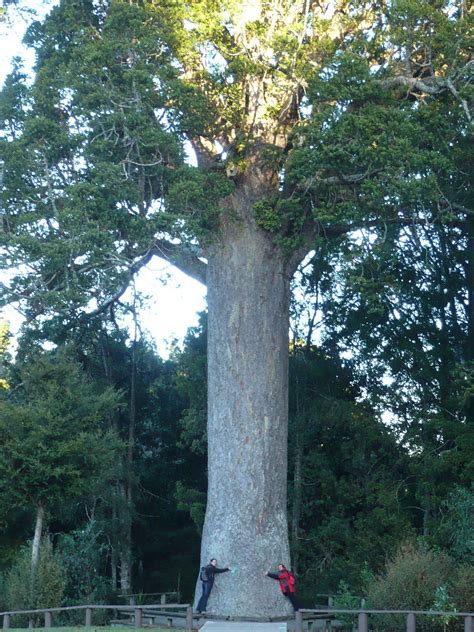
[198,204,295,617]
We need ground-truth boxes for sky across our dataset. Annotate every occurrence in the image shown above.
[0,1,207,358]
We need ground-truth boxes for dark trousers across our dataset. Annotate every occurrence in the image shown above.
[197,581,212,612]
[284,591,302,611]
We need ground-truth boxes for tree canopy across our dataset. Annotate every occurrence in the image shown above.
[0,346,122,519]
[1,0,471,317]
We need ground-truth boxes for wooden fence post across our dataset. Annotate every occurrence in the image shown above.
[3,615,10,630]
[406,612,416,632]
[295,610,303,632]
[465,615,473,632]
[161,594,166,605]
[186,606,193,631]
[358,612,368,632]
[85,607,92,627]
[44,611,52,628]
[134,607,142,628]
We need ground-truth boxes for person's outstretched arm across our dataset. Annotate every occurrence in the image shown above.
[266,571,279,580]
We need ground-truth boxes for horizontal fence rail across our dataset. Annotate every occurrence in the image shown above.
[0,603,193,631]
[2,604,473,632]
[119,592,180,606]
[295,608,474,632]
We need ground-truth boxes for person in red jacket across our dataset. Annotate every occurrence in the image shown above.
[265,564,302,611]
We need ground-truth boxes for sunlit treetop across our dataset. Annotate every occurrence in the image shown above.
[0,0,471,326]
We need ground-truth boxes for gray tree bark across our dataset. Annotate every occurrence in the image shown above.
[197,213,294,617]
[31,504,44,572]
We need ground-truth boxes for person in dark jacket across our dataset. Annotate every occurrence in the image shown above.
[196,558,230,614]
[265,564,302,611]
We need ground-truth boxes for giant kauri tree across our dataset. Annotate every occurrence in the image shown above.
[0,0,471,616]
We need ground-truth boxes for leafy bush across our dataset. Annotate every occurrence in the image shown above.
[56,520,112,604]
[332,580,362,630]
[451,564,474,613]
[366,542,456,632]
[0,571,6,610]
[5,540,65,625]
[437,487,474,563]
[55,521,113,625]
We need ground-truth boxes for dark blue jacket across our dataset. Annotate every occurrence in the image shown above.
[201,564,229,585]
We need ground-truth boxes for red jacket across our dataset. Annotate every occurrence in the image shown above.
[267,568,296,594]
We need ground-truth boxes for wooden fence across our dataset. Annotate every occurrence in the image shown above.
[295,607,474,632]
[2,604,473,631]
[0,604,193,631]
[119,593,180,606]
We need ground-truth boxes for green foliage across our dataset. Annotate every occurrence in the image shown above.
[0,0,472,609]
[288,345,413,596]
[332,580,362,629]
[0,346,123,518]
[172,314,208,456]
[2,0,470,325]
[5,540,65,614]
[175,481,206,534]
[435,487,474,563]
[366,542,461,631]
[0,571,6,610]
[451,565,474,613]
[430,584,457,630]
[253,199,281,232]
[56,520,112,604]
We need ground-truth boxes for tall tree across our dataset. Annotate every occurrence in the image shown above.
[0,346,122,575]
[0,0,471,616]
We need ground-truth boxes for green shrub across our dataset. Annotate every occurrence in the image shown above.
[56,520,112,604]
[437,487,474,563]
[333,580,362,630]
[0,571,6,610]
[451,565,474,612]
[5,540,65,624]
[366,542,455,632]
[55,521,113,626]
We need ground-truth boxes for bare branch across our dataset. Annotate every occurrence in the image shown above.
[287,213,467,275]
[446,77,472,123]
[379,75,443,95]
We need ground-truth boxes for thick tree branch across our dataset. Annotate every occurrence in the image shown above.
[87,241,206,318]
[151,239,207,285]
[86,247,157,317]
[380,75,445,95]
[379,64,474,124]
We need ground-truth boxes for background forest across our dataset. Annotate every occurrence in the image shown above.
[0,0,473,625]
[1,296,473,616]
